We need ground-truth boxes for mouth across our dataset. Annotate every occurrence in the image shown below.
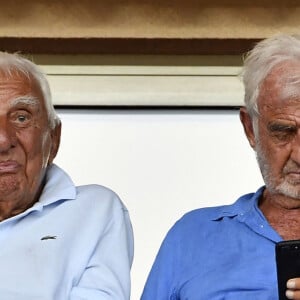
[0,161,21,174]
[286,171,300,176]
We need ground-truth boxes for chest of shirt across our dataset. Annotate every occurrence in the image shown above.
[0,202,100,299]
[172,218,279,299]
[175,253,278,299]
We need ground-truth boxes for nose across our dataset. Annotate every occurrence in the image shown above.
[0,121,17,153]
[291,130,300,164]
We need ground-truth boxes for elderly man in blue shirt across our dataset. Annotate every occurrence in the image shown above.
[0,52,133,299]
[141,34,300,300]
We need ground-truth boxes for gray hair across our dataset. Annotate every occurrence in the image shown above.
[0,52,60,129]
[242,34,300,118]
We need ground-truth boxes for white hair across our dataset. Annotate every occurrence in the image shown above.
[0,52,60,129]
[242,34,300,118]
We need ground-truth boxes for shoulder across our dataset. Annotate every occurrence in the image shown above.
[169,206,226,235]
[177,189,260,226]
[76,184,121,200]
[166,190,259,241]
[75,184,128,215]
[177,204,229,225]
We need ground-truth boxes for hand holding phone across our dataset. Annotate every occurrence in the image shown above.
[276,240,300,299]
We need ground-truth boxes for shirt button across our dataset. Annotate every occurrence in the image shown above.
[260,224,264,228]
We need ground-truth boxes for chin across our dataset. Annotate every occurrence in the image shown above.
[276,182,300,200]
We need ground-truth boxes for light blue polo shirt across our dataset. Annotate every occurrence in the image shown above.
[0,164,133,300]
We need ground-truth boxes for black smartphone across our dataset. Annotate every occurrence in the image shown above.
[276,240,300,300]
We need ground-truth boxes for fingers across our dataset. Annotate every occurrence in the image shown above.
[286,279,300,299]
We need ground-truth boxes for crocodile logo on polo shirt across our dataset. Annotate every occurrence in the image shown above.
[41,235,57,240]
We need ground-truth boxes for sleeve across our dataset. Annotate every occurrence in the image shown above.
[70,193,134,300]
[141,224,181,300]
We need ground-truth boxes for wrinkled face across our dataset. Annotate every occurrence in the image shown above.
[241,61,300,199]
[0,70,60,210]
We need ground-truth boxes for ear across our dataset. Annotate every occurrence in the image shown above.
[239,107,256,149]
[48,121,61,165]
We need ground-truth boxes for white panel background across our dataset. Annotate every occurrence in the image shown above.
[54,109,264,300]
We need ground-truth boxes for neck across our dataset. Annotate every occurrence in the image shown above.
[260,189,300,210]
[0,198,36,221]
[260,189,300,240]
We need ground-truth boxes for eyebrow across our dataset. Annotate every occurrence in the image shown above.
[268,122,297,132]
[10,96,40,108]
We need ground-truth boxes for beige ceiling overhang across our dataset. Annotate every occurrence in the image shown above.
[0,1,299,107]
[0,1,298,54]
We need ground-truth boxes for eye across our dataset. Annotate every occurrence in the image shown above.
[17,115,27,122]
[273,131,293,141]
[11,110,32,127]
[268,123,297,142]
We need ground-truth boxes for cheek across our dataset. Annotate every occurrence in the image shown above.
[39,132,52,164]
[261,141,291,175]
[20,130,52,165]
[256,132,291,173]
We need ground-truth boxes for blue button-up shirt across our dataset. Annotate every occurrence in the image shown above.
[141,187,282,300]
[0,164,133,300]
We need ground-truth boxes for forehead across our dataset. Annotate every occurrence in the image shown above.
[0,70,44,107]
[258,60,300,120]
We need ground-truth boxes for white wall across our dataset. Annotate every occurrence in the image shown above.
[54,109,264,300]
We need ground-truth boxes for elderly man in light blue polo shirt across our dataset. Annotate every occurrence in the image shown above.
[0,52,133,299]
